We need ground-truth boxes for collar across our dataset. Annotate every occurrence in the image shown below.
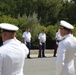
[63,33,73,39]
[3,39,14,45]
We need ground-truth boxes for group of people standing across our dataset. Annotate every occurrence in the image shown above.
[0,20,76,75]
[22,27,46,58]
[22,25,63,58]
[20,20,76,75]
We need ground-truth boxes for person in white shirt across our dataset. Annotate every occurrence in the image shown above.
[56,20,76,75]
[0,23,29,75]
[22,26,31,58]
[38,29,46,58]
[53,29,63,57]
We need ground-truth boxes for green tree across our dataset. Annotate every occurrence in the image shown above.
[36,0,62,25]
[58,2,76,24]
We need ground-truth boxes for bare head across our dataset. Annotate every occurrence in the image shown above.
[26,26,30,32]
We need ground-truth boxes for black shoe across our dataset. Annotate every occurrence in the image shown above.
[38,56,41,58]
[27,57,31,59]
[53,55,56,57]
[42,56,46,57]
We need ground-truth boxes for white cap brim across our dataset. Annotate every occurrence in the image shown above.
[60,20,74,29]
[0,23,19,31]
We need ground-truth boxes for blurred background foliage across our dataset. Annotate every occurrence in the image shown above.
[0,0,76,48]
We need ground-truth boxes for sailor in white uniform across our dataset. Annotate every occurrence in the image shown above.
[56,20,76,75]
[0,23,29,75]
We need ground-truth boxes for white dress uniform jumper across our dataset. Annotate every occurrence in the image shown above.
[0,23,29,75]
[56,20,76,75]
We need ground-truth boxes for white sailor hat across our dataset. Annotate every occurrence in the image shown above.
[60,20,74,29]
[0,23,19,32]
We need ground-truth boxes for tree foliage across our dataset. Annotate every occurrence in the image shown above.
[0,0,76,48]
[0,0,76,25]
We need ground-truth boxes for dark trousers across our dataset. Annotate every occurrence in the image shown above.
[26,42,31,58]
[53,43,58,57]
[38,43,46,57]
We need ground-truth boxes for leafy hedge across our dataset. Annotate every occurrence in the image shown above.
[0,15,76,49]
